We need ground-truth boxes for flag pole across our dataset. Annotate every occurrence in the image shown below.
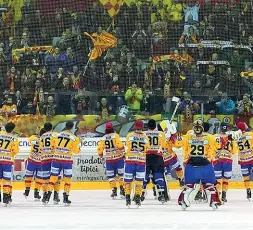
[83,58,91,76]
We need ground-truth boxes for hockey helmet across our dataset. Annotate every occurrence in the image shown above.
[193,119,204,135]
[220,122,228,133]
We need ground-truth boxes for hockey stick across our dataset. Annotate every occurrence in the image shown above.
[131,180,136,201]
[169,97,181,124]
[163,172,171,201]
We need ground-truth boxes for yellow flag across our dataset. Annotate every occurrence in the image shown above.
[99,0,125,18]
[8,0,24,22]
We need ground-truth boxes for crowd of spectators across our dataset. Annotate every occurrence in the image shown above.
[0,0,253,117]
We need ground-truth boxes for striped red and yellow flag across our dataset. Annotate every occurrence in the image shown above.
[99,0,125,18]
[84,31,117,60]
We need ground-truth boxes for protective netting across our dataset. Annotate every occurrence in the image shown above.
[0,0,252,116]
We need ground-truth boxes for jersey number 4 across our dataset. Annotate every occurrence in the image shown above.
[190,145,204,156]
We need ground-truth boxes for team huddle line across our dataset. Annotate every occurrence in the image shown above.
[0,119,252,210]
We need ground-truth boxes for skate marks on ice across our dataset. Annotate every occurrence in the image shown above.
[0,190,253,230]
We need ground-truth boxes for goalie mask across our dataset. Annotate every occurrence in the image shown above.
[193,120,204,135]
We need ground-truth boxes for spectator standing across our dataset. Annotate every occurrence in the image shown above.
[216,93,235,115]
[125,83,143,113]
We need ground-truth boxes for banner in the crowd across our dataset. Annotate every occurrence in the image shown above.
[1,113,252,138]
[14,137,243,182]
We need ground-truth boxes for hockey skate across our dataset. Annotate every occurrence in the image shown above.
[140,191,146,202]
[42,192,48,205]
[180,201,188,211]
[8,194,12,205]
[120,186,125,199]
[111,187,117,199]
[195,191,207,203]
[53,192,60,204]
[3,193,9,207]
[135,194,141,207]
[221,191,227,203]
[63,192,71,206]
[23,188,30,198]
[153,185,158,200]
[126,194,131,207]
[158,191,166,204]
[34,189,41,201]
[247,188,251,201]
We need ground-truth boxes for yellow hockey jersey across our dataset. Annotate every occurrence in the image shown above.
[28,135,40,164]
[125,131,150,165]
[181,134,218,166]
[234,132,253,165]
[162,138,181,165]
[145,130,165,156]
[214,134,236,164]
[39,131,58,163]
[0,131,19,164]
[97,133,124,162]
[54,131,80,163]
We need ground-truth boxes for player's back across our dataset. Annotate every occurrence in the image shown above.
[28,135,40,163]
[97,133,124,161]
[235,131,253,164]
[214,134,235,163]
[54,131,80,163]
[0,130,19,164]
[125,131,150,164]
[145,130,165,156]
[182,133,215,166]
[40,131,57,163]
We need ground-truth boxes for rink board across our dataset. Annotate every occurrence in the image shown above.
[11,138,248,190]
[12,181,248,190]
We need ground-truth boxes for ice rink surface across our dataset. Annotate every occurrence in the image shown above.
[1,190,253,230]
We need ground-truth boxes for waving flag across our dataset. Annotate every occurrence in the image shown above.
[84,31,117,60]
[99,0,125,18]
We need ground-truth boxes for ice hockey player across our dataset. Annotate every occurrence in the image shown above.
[46,121,80,205]
[178,120,222,210]
[160,123,184,190]
[213,123,235,203]
[97,122,125,198]
[194,122,211,202]
[142,119,166,203]
[0,122,19,206]
[24,128,46,200]
[40,122,59,204]
[124,120,150,207]
[234,122,253,200]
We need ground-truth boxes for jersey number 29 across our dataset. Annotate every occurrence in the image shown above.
[190,145,204,156]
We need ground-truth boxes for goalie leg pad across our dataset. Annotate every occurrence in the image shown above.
[178,183,200,207]
[203,183,222,206]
